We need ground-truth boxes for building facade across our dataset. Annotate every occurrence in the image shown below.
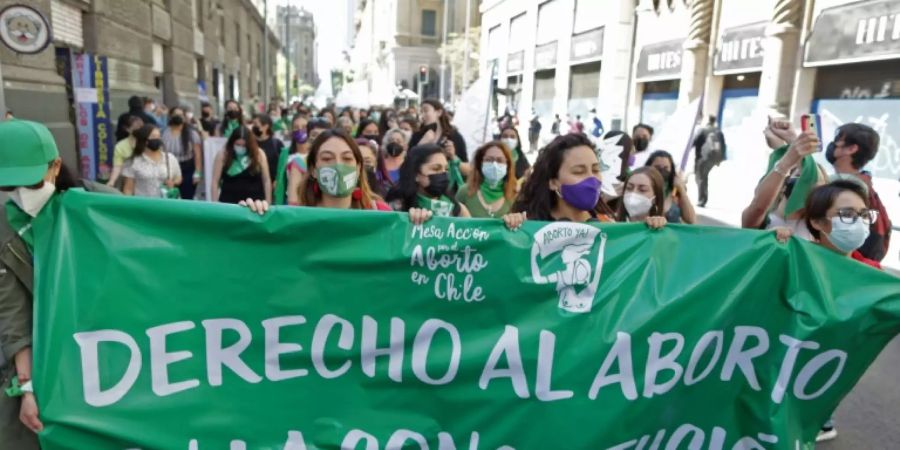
[347,0,479,105]
[277,4,317,95]
[0,0,280,172]
[480,0,899,221]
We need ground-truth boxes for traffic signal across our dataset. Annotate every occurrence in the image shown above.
[418,65,429,85]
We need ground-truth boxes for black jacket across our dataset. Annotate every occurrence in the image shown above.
[409,128,469,162]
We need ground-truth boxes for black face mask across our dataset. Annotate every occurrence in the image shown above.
[252,126,263,137]
[226,110,241,120]
[362,134,380,142]
[385,142,404,157]
[201,111,211,119]
[147,139,163,151]
[169,115,185,126]
[424,172,450,197]
[634,137,649,152]
[825,142,837,165]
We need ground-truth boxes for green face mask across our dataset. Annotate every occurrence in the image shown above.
[316,163,359,198]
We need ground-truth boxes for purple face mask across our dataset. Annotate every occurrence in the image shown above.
[627,154,636,167]
[293,130,308,144]
[559,177,602,211]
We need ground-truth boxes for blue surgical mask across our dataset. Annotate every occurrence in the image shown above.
[481,162,507,187]
[234,145,247,156]
[828,217,870,254]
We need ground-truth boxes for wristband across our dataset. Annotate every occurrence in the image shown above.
[4,376,32,397]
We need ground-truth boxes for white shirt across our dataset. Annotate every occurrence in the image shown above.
[766,214,814,242]
[122,152,181,198]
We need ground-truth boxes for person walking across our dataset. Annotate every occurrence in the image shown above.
[210,126,271,204]
[692,115,727,207]
[161,107,202,200]
[122,124,182,198]
[115,95,157,141]
[551,114,561,136]
[528,113,542,153]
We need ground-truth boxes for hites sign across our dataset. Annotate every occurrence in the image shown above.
[636,39,683,82]
[806,0,900,67]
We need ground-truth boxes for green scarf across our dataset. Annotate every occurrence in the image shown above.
[766,144,818,216]
[274,147,291,205]
[449,158,466,191]
[510,147,520,165]
[227,153,251,176]
[479,181,505,204]
[4,200,34,252]
[417,193,455,217]
[223,119,240,139]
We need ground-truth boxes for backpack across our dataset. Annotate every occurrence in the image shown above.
[858,172,892,261]
[700,128,722,160]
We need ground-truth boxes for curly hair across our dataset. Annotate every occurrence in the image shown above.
[512,133,613,220]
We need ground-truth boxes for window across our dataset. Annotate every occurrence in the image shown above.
[537,0,562,45]
[573,0,603,34]
[509,14,527,52]
[235,22,241,52]
[421,10,436,36]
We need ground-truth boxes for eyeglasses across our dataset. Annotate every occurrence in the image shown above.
[833,207,878,225]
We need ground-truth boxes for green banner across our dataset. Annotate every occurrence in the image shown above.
[32,190,900,450]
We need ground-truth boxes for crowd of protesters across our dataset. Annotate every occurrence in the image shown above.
[0,91,894,447]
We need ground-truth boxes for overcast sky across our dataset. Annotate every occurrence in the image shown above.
[271,0,355,89]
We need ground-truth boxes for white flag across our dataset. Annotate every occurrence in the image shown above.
[454,75,492,160]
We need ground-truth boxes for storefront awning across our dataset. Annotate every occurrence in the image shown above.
[714,22,766,75]
[804,0,900,68]
[635,39,683,82]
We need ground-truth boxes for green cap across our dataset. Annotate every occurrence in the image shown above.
[0,119,59,187]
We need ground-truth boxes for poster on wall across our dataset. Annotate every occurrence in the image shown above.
[58,49,115,181]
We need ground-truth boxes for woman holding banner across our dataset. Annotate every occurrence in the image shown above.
[510,134,665,229]
[387,144,471,225]
[615,167,668,225]
[245,129,391,213]
[456,141,518,218]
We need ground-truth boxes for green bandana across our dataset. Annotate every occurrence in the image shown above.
[224,120,241,139]
[479,181,505,204]
[227,153,251,176]
[448,158,465,191]
[417,193,455,217]
[4,200,34,252]
[765,144,818,216]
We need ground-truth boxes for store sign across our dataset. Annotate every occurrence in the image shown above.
[570,27,604,62]
[714,22,766,75]
[805,0,900,67]
[507,50,524,73]
[535,41,557,70]
[636,39,683,82]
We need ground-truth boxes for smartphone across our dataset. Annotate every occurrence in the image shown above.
[801,114,821,138]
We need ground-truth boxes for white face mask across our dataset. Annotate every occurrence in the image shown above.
[623,192,654,218]
[502,138,518,151]
[9,182,56,217]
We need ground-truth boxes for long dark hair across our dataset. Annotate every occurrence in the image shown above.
[169,106,195,158]
[223,126,263,175]
[603,130,634,182]
[645,150,676,193]
[378,108,396,136]
[422,99,454,138]
[130,124,158,159]
[512,133,614,221]
[616,167,667,222]
[299,128,378,209]
[386,144,461,214]
[355,118,380,139]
